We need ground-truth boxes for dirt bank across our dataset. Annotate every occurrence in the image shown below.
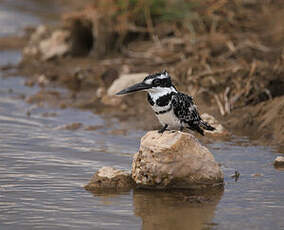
[1,0,283,150]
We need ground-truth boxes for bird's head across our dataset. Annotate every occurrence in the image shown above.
[116,70,176,95]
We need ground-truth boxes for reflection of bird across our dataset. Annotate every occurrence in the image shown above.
[116,71,215,135]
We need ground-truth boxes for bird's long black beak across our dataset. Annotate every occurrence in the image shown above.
[116,82,151,95]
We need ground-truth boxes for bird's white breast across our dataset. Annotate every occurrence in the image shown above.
[156,109,180,129]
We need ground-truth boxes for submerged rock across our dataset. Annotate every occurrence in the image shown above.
[274,156,284,167]
[132,131,224,189]
[200,113,229,136]
[85,167,134,191]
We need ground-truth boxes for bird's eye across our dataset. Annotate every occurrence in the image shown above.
[153,79,160,86]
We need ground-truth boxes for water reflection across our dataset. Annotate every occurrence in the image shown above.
[88,188,223,230]
[133,189,223,230]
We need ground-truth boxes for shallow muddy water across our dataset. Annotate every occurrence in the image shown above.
[0,1,284,230]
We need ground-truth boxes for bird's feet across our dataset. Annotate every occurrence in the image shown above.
[158,124,168,134]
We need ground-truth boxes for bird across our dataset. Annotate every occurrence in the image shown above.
[116,70,215,135]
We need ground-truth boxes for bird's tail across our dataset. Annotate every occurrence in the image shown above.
[199,120,215,131]
[195,125,204,136]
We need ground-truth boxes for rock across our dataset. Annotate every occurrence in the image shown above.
[23,25,50,57]
[85,167,134,191]
[201,113,229,136]
[54,122,83,130]
[274,156,284,167]
[37,74,50,87]
[101,95,122,106]
[30,25,49,43]
[39,29,71,60]
[96,87,106,98]
[132,131,224,189]
[23,45,39,57]
[107,73,147,96]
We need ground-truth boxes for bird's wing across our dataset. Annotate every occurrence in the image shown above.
[172,92,201,125]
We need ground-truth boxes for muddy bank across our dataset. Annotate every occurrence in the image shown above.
[225,96,284,149]
[2,0,283,149]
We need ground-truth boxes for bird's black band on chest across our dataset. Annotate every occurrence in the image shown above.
[156,93,174,106]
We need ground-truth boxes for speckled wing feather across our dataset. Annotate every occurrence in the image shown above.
[172,92,201,126]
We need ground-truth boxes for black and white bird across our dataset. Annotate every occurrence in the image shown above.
[116,71,215,135]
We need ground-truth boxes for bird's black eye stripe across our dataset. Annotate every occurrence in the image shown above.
[153,79,161,85]
[160,78,171,87]
[152,78,172,87]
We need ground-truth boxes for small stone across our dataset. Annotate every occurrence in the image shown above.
[24,79,36,87]
[96,87,106,98]
[55,122,82,130]
[84,125,104,131]
[107,73,147,96]
[252,173,263,177]
[23,45,39,56]
[131,131,224,190]
[37,74,50,87]
[274,156,284,167]
[85,167,134,191]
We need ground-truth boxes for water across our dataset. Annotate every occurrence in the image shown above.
[1,75,283,230]
[0,1,284,230]
[0,0,62,37]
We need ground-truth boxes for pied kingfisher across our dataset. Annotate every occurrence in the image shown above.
[116,71,215,135]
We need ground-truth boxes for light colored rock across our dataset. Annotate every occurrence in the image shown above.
[30,25,49,43]
[132,131,224,189]
[96,87,106,98]
[85,167,134,191]
[274,156,284,167]
[39,29,71,60]
[23,25,50,57]
[201,113,229,136]
[107,73,147,96]
[23,45,39,57]
[37,74,50,87]
[101,95,122,106]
